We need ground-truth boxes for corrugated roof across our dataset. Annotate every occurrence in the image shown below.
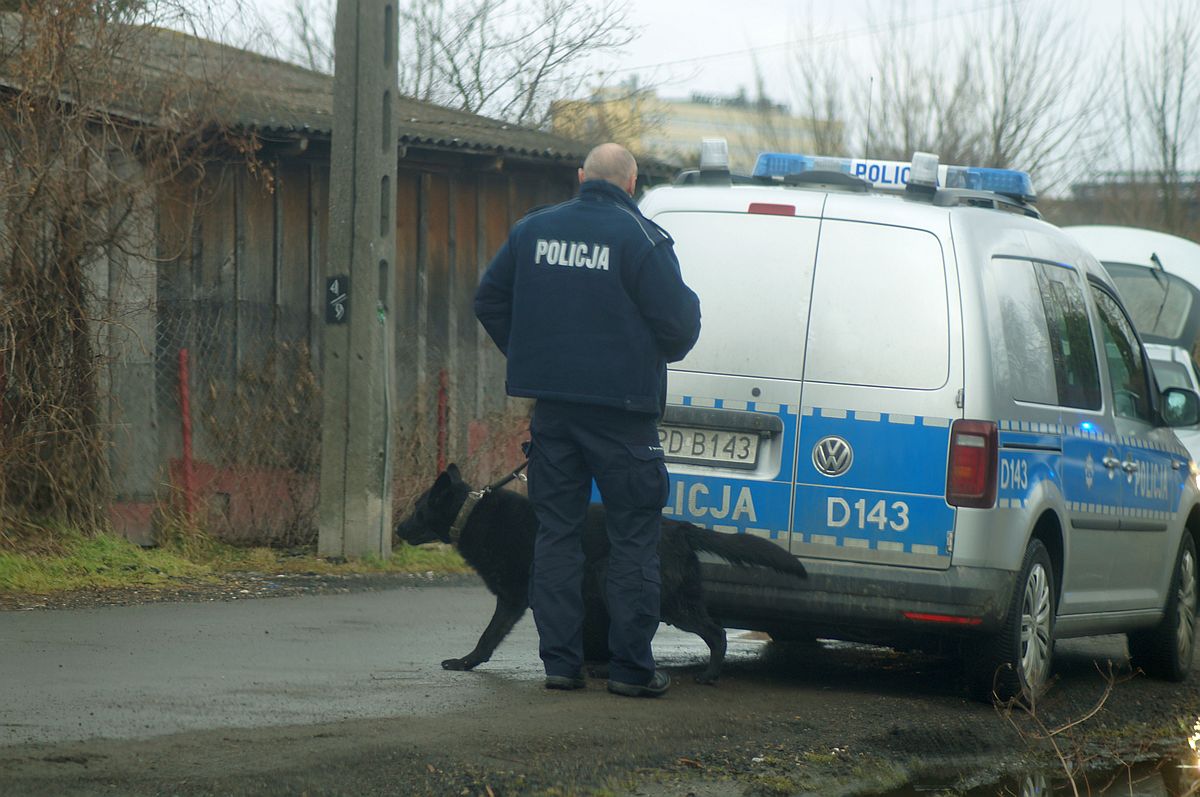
[0,12,591,164]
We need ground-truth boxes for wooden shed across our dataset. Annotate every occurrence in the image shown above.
[83,27,605,543]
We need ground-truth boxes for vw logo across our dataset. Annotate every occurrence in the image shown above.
[813,436,853,477]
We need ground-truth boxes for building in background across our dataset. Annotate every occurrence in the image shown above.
[552,84,834,173]
[1042,171,1200,241]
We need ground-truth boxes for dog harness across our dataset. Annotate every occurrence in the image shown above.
[448,461,530,545]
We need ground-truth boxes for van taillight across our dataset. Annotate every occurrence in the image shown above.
[946,420,997,508]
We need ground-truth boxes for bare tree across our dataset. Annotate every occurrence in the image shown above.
[0,2,256,533]
[285,0,333,74]
[285,0,637,128]
[1111,2,1200,235]
[786,0,1104,188]
[784,19,847,157]
[971,1,1102,177]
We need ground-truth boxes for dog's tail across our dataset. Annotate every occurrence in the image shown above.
[683,525,807,578]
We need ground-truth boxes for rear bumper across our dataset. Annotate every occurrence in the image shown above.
[701,558,1016,641]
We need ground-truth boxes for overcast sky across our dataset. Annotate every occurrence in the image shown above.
[598,0,1141,99]
[238,0,1151,100]
[208,0,1185,192]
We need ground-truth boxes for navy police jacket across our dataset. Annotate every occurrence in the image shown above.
[474,179,701,416]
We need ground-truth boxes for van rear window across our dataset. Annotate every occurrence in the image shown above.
[805,221,950,390]
[657,212,821,381]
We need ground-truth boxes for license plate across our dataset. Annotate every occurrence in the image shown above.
[657,425,760,468]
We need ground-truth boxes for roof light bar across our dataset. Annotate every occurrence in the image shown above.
[944,165,1035,202]
[752,151,1036,203]
[907,151,939,197]
[699,138,730,171]
[752,153,852,179]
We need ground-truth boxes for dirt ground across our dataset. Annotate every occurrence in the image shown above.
[1,573,1198,796]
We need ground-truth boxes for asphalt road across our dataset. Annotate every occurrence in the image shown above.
[1,583,562,745]
[1,581,1197,796]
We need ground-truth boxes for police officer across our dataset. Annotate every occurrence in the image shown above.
[474,143,701,698]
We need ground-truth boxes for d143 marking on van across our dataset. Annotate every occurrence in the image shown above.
[995,447,1057,510]
[999,457,1028,491]
[826,497,909,531]
[794,407,955,565]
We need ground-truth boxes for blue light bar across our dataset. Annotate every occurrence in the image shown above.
[944,166,1036,202]
[752,153,852,179]
[752,151,1036,203]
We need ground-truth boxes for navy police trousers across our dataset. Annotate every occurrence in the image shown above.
[527,400,668,686]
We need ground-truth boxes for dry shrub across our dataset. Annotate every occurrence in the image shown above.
[0,4,259,534]
[194,342,321,547]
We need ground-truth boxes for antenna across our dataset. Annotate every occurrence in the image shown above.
[864,75,874,161]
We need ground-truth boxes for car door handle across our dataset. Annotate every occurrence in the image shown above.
[1102,456,1121,469]
[1121,460,1138,473]
[1173,460,1183,470]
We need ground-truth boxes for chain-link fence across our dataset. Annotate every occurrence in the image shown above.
[155,299,320,546]
[151,299,531,547]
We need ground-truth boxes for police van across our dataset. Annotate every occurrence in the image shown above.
[645,141,1200,702]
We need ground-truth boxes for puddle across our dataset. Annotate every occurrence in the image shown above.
[875,753,1198,796]
[869,717,1200,795]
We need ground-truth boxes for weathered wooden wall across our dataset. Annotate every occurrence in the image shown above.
[121,148,576,542]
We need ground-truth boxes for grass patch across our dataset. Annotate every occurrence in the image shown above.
[0,530,211,593]
[0,527,470,596]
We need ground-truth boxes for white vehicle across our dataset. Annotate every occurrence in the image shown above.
[644,143,1200,703]
[1066,225,1200,462]
[1065,225,1200,288]
[1146,343,1200,394]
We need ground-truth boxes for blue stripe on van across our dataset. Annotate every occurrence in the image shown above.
[793,408,954,557]
[796,407,951,495]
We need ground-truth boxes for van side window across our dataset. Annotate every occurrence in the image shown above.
[1034,264,1102,410]
[1090,286,1155,423]
[990,258,1057,404]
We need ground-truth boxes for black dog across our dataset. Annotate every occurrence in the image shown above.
[396,464,807,684]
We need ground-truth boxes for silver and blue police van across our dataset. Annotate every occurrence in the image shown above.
[644,141,1200,702]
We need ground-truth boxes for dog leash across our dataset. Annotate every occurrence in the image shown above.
[448,460,530,545]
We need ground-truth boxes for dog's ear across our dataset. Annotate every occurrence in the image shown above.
[446,463,462,484]
[431,470,453,502]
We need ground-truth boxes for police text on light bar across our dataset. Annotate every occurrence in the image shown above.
[751,152,1036,202]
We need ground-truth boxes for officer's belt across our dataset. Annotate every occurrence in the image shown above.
[448,461,530,546]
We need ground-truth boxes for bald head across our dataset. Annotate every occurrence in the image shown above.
[579,143,638,195]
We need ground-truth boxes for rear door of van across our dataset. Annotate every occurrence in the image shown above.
[651,194,824,548]
[793,201,964,570]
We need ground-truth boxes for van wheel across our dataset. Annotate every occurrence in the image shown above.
[967,539,1056,704]
[1128,533,1197,681]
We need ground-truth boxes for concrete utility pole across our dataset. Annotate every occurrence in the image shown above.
[318,0,399,558]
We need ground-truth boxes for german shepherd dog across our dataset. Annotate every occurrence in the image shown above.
[396,464,807,684]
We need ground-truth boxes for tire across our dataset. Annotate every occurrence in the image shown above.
[967,538,1056,704]
[1128,533,1197,681]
